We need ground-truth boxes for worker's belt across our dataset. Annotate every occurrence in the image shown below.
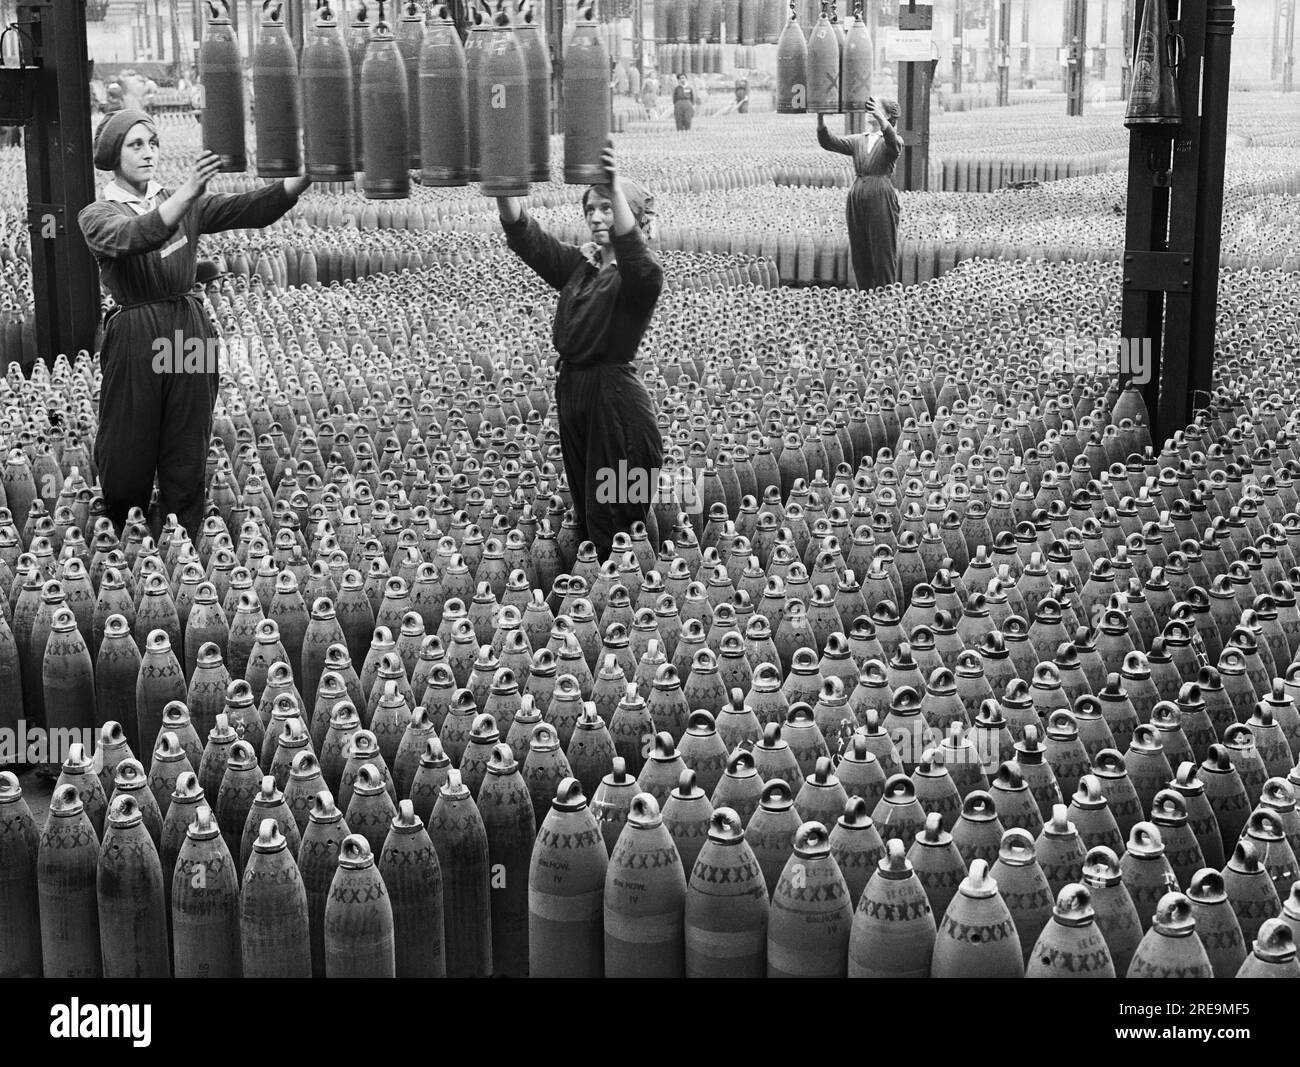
[103,291,200,323]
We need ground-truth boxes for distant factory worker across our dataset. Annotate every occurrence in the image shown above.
[494,139,664,562]
[673,74,696,131]
[816,96,902,290]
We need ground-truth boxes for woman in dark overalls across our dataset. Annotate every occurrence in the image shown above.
[816,96,902,290]
[495,140,664,563]
[78,108,310,543]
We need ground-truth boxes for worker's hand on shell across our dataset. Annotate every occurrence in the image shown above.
[601,137,618,189]
[188,150,222,195]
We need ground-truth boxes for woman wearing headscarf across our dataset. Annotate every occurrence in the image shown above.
[816,96,902,290]
[77,108,310,543]
[495,139,663,563]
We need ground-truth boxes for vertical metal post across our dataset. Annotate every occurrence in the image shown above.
[1019,0,1028,75]
[1122,0,1230,444]
[996,0,1009,104]
[1097,0,1107,80]
[170,0,184,72]
[1273,0,1282,79]
[895,0,931,191]
[1120,0,1133,95]
[18,0,101,368]
[951,0,961,91]
[1066,0,1085,114]
[1189,2,1234,416]
[1284,0,1296,91]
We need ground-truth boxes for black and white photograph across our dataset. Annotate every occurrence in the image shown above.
[0,0,1297,1024]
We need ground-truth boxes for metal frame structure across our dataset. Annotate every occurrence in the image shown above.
[1120,0,1235,444]
[894,0,931,191]
[17,0,101,367]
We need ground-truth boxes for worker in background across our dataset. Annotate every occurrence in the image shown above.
[734,76,750,113]
[78,108,311,543]
[672,73,696,131]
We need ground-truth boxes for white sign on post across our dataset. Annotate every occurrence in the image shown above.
[887,28,934,63]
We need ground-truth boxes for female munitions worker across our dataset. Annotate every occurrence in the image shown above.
[496,139,664,563]
[78,108,310,544]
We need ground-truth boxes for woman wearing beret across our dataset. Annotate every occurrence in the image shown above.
[77,108,310,543]
[816,96,903,290]
[495,139,664,563]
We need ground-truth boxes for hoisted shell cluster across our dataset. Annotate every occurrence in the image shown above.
[200,0,608,197]
[776,3,872,115]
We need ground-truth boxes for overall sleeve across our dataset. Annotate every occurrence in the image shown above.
[502,211,585,291]
[610,225,663,314]
[195,180,298,234]
[77,201,177,259]
[817,123,856,156]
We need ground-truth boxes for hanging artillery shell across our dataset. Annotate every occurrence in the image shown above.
[172,804,240,978]
[378,798,446,978]
[37,784,101,978]
[298,790,351,979]
[97,794,170,978]
[478,742,534,977]
[1126,891,1215,978]
[848,838,935,978]
[241,818,312,977]
[1186,868,1247,979]
[1025,883,1116,978]
[931,857,1024,978]
[591,756,639,854]
[685,807,769,978]
[428,769,492,977]
[605,793,687,978]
